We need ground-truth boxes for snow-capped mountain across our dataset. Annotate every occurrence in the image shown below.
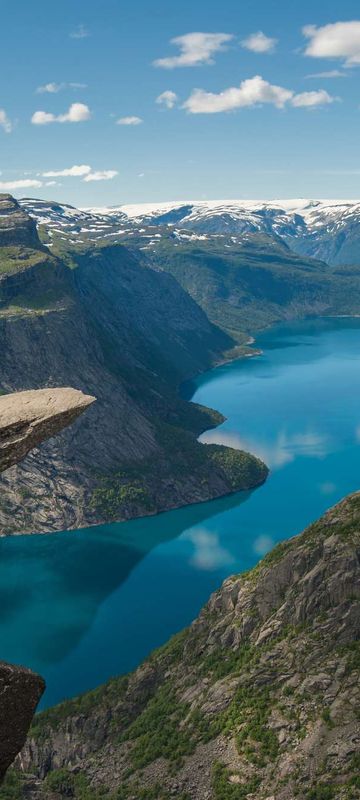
[19,197,360,266]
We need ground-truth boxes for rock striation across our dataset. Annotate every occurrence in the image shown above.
[0,388,95,473]
[14,492,360,800]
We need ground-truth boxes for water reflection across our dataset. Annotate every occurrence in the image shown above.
[0,489,251,668]
[2,316,360,708]
[200,427,333,468]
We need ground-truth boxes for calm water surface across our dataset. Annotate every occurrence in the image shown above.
[2,317,360,708]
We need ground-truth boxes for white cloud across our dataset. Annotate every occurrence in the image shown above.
[36,82,63,94]
[183,74,338,113]
[45,181,58,186]
[241,31,277,53]
[31,103,91,125]
[183,75,293,113]
[36,82,88,94]
[306,69,348,78]
[116,116,143,125]
[291,89,337,107]
[0,110,13,134]
[303,21,360,66]
[83,170,118,182]
[31,111,56,125]
[156,90,179,109]
[0,178,42,190]
[70,24,89,39]
[153,32,233,69]
[42,164,91,177]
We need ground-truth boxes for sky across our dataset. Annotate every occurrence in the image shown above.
[2,0,360,206]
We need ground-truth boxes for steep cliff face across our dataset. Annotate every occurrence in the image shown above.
[0,386,96,786]
[0,195,39,249]
[0,196,266,535]
[16,492,360,800]
[0,388,95,472]
[0,663,44,785]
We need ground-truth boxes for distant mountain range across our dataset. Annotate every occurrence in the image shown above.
[20,197,360,266]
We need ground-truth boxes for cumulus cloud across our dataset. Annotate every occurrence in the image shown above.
[116,116,143,125]
[36,82,87,94]
[154,32,233,69]
[0,178,42,190]
[183,75,293,113]
[183,75,338,113]
[156,90,178,109]
[31,103,91,125]
[70,24,89,39]
[303,21,360,66]
[83,170,118,182]
[42,165,91,177]
[0,110,13,133]
[291,89,337,107]
[241,31,277,53]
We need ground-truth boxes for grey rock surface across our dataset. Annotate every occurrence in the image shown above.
[0,388,95,473]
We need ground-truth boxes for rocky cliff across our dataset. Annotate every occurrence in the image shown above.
[0,663,44,785]
[11,492,360,800]
[0,195,39,249]
[0,388,95,472]
[0,195,267,535]
[0,386,94,785]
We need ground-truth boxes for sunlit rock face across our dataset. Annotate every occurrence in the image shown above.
[0,387,95,473]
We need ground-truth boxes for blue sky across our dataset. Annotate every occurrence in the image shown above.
[2,0,360,205]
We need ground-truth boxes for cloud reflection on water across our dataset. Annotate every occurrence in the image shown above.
[199,426,333,469]
[182,527,235,571]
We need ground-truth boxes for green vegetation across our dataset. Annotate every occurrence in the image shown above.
[44,769,107,800]
[116,782,190,800]
[306,785,335,800]
[31,675,129,740]
[122,683,195,769]
[0,246,48,275]
[212,762,261,800]
[90,478,155,519]
[207,444,268,490]
[0,770,23,800]
[199,643,255,681]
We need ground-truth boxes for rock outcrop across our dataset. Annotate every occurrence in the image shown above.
[0,388,95,473]
[13,492,360,799]
[0,387,94,784]
[0,663,44,784]
[0,196,39,249]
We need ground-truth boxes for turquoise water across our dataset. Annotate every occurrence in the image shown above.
[2,317,360,709]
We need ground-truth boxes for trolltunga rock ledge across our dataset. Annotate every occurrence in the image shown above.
[0,661,45,782]
[0,387,96,474]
